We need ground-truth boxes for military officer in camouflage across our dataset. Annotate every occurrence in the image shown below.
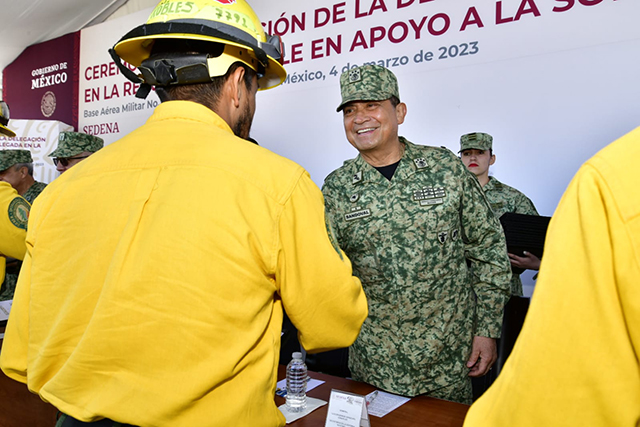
[0,150,47,204]
[459,132,539,296]
[322,64,511,404]
[48,131,104,174]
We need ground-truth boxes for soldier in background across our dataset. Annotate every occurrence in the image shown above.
[0,106,40,301]
[464,123,640,427]
[0,103,29,301]
[323,64,511,404]
[48,131,104,174]
[0,150,45,301]
[459,132,539,296]
[0,150,47,204]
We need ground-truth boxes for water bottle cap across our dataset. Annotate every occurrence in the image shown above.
[292,352,303,359]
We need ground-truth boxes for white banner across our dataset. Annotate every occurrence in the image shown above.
[0,119,73,184]
[77,0,640,215]
[249,0,640,219]
[78,8,157,145]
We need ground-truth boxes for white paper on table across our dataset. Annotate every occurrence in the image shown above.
[0,300,12,321]
[365,390,411,417]
[279,397,327,424]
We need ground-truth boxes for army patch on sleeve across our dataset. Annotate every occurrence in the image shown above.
[8,197,29,230]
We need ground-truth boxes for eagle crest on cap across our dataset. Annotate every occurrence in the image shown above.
[349,69,361,83]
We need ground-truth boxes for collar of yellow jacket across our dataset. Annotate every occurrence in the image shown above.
[149,100,234,135]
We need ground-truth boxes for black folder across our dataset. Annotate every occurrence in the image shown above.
[499,213,551,274]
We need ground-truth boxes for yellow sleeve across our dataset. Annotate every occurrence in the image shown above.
[276,172,368,353]
[0,182,28,260]
[464,148,640,425]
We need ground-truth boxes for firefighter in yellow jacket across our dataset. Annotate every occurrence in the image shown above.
[0,2,368,427]
[0,102,29,292]
[0,182,29,287]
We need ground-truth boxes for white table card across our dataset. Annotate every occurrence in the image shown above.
[324,389,370,427]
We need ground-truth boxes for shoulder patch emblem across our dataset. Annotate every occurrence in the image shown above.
[8,197,29,230]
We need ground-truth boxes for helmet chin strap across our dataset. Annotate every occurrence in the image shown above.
[155,87,172,103]
[109,47,152,99]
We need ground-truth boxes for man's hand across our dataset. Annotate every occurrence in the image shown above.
[508,251,541,270]
[467,336,497,377]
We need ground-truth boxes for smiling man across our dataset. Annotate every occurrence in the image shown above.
[322,64,511,404]
[459,132,539,296]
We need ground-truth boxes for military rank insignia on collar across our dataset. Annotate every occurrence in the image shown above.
[352,171,363,184]
[413,158,428,169]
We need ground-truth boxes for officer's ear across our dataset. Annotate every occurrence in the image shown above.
[395,102,407,125]
[489,154,496,166]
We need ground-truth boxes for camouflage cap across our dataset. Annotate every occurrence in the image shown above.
[459,132,493,152]
[0,150,33,171]
[48,132,104,158]
[337,64,400,112]
[0,101,16,138]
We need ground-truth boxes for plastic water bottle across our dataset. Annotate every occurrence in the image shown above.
[285,352,307,412]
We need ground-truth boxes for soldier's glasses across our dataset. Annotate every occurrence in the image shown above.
[53,155,90,167]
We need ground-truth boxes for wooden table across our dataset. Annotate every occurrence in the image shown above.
[0,342,468,427]
[276,366,469,426]
[0,338,59,427]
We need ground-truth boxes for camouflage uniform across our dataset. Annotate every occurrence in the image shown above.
[21,181,47,204]
[322,138,511,403]
[459,132,538,296]
[483,177,538,295]
[48,132,104,158]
